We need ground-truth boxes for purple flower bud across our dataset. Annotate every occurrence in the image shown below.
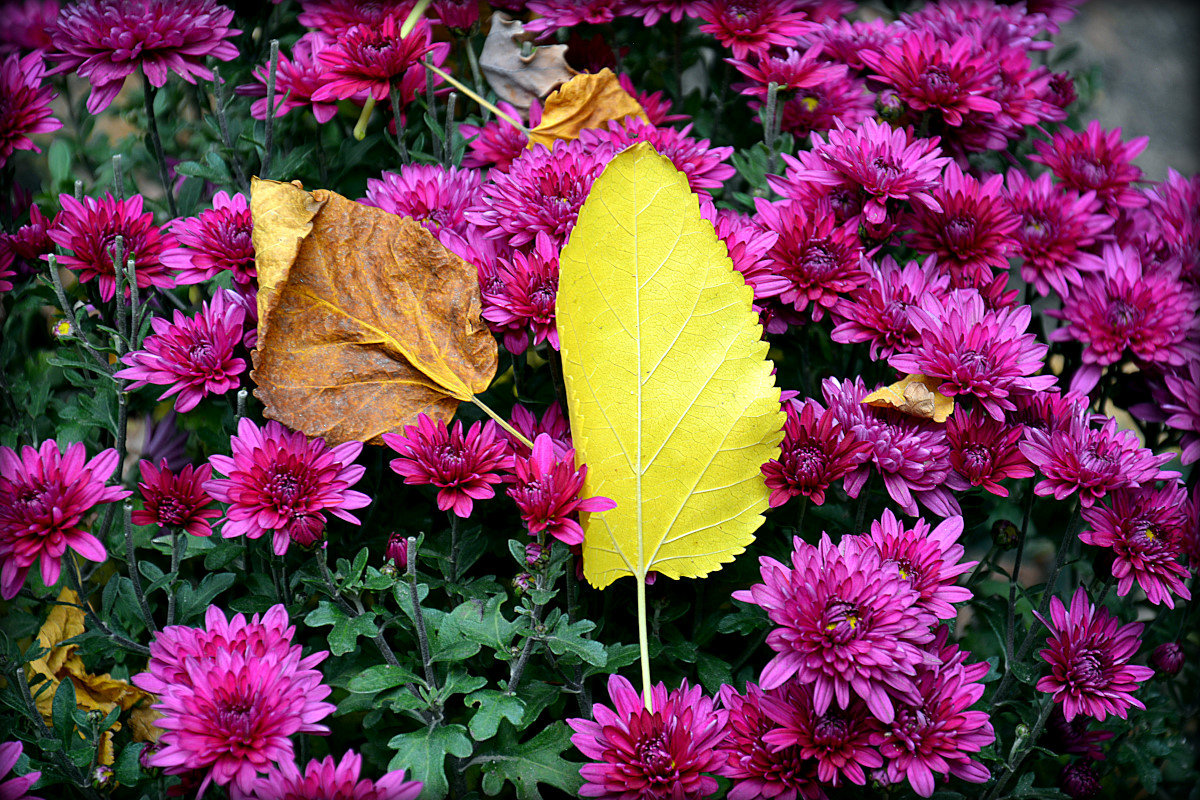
[287,513,326,549]
[386,532,409,571]
[525,542,544,566]
[1060,762,1101,800]
[92,765,115,789]
[1151,642,1185,676]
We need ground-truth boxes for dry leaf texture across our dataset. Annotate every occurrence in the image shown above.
[863,373,954,422]
[479,12,575,112]
[527,68,648,150]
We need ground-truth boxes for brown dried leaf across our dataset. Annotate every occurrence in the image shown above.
[527,68,649,149]
[250,178,498,446]
[480,11,576,113]
[862,374,954,423]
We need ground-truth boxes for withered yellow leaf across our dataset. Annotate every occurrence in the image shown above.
[557,142,784,589]
[863,374,954,423]
[480,12,576,112]
[250,178,498,445]
[527,68,648,150]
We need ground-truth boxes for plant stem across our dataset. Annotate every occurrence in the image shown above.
[166,528,184,626]
[471,396,535,449]
[47,255,111,371]
[447,512,460,584]
[389,79,410,163]
[141,73,178,218]
[966,545,997,587]
[211,67,250,191]
[637,572,653,711]
[123,501,158,633]
[112,154,126,201]
[424,60,526,131]
[316,545,401,667]
[261,40,280,179]
[983,696,1055,800]
[63,552,150,655]
[407,536,438,690]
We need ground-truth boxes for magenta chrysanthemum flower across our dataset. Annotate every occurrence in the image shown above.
[754,197,868,321]
[0,440,130,599]
[859,30,1001,128]
[0,51,61,166]
[246,751,422,800]
[382,414,512,519]
[114,290,247,413]
[47,0,239,114]
[905,162,1019,286]
[1003,169,1110,299]
[734,532,938,723]
[1031,120,1149,212]
[716,682,826,800]
[481,231,561,354]
[522,0,624,32]
[804,17,901,72]
[1160,361,1200,465]
[237,32,341,123]
[889,289,1058,420]
[762,398,871,507]
[1035,586,1155,721]
[831,256,952,360]
[776,74,875,141]
[459,101,539,173]
[759,681,883,787]
[131,459,220,537]
[694,0,817,61]
[729,43,847,98]
[578,117,735,193]
[1041,706,1114,761]
[822,376,960,518]
[0,0,60,54]
[465,138,615,250]
[312,15,447,104]
[505,403,571,457]
[784,118,953,226]
[48,193,187,302]
[1,202,58,276]
[1020,415,1179,508]
[1143,168,1200,280]
[171,191,254,286]
[1049,244,1200,394]
[0,741,41,800]
[205,418,371,555]
[945,407,1034,496]
[133,604,335,797]
[507,434,615,546]
[428,0,478,31]
[1080,483,1192,608]
[296,0,409,33]
[568,674,729,800]
[362,164,483,251]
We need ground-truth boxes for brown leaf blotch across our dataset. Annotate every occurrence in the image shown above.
[527,68,649,150]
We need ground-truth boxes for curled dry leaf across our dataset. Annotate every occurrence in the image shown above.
[480,11,576,113]
[250,178,498,446]
[862,373,954,423]
[527,68,649,150]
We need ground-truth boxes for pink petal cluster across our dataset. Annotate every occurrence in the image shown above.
[362,164,483,251]
[1030,120,1148,213]
[0,740,41,800]
[131,459,220,537]
[312,15,447,104]
[0,51,61,166]
[578,116,735,193]
[831,256,951,360]
[762,398,871,508]
[716,681,826,800]
[507,433,615,546]
[238,32,341,123]
[481,231,562,354]
[694,0,818,61]
[171,191,255,286]
[245,750,422,800]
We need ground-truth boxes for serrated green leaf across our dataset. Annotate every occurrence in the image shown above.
[466,690,526,740]
[387,724,473,800]
[476,721,583,800]
[544,616,606,666]
[330,612,379,656]
[113,742,145,786]
[348,664,423,694]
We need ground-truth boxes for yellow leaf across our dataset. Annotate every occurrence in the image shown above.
[527,68,648,150]
[862,373,954,423]
[557,142,784,590]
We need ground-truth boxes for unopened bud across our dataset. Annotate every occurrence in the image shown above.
[1151,642,1185,677]
[1060,762,1100,800]
[92,765,115,790]
[385,532,408,571]
[992,519,1021,550]
[287,514,325,549]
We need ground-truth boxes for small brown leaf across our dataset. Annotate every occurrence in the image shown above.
[863,374,955,423]
[527,68,649,149]
[480,11,576,113]
[250,178,498,445]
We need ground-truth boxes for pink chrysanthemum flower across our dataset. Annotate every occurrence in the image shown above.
[830,256,952,360]
[523,0,625,32]
[46,0,239,114]
[246,750,422,800]
[382,414,512,519]
[1143,168,1200,281]
[623,0,693,26]
[762,398,871,507]
[133,604,335,797]
[312,15,447,104]
[428,0,478,31]
[481,230,561,354]
[1003,169,1110,299]
[1035,586,1155,721]
[716,682,827,800]
[1020,415,1179,509]
[362,164,483,251]
[507,433,615,546]
[734,532,938,723]
[873,628,994,798]
[1080,483,1192,608]
[237,32,341,123]
[905,162,1019,286]
[465,138,615,250]
[205,418,371,556]
[0,0,60,54]
[775,73,875,141]
[459,101,540,173]
[1041,706,1113,761]
[859,30,1001,128]
[851,511,974,621]
[578,117,734,193]
[729,43,847,98]
[131,459,221,537]
[48,193,187,302]
[505,403,571,457]
[784,118,953,226]
[760,681,883,787]
[0,740,41,800]
[1158,361,1200,465]
[804,17,902,72]
[0,51,61,166]
[1049,244,1200,394]
[945,407,1034,496]
[822,376,960,518]
[694,0,818,61]
[114,290,247,413]
[0,440,130,599]
[568,674,729,800]
[889,289,1058,421]
[754,197,868,321]
[699,201,782,304]
[296,0,410,34]
[1,202,57,277]
[171,191,255,286]
[1031,120,1149,212]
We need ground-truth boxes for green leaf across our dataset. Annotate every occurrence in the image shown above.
[331,612,379,656]
[387,724,473,800]
[476,721,584,800]
[437,670,487,702]
[348,664,423,694]
[544,616,606,666]
[440,595,521,660]
[52,678,75,740]
[305,600,346,629]
[466,690,526,740]
[113,742,145,786]
[48,140,72,186]
[1008,660,1040,686]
